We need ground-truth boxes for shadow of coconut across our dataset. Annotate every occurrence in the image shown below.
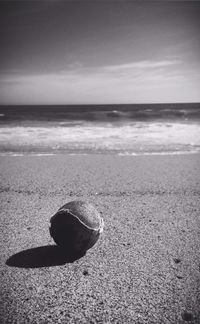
[6,245,85,268]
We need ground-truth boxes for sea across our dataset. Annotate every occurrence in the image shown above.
[0,103,200,156]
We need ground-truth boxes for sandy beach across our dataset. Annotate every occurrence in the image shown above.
[0,154,200,323]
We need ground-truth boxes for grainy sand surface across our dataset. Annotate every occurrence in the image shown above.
[0,154,200,323]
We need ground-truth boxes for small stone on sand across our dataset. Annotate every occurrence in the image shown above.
[174,258,181,264]
[181,311,193,321]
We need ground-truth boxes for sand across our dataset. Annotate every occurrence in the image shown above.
[0,154,200,323]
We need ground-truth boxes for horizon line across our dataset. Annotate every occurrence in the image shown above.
[0,101,200,106]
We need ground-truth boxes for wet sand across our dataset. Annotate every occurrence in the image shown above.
[0,154,200,323]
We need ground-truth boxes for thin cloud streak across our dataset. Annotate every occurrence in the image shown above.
[102,60,183,71]
[61,59,183,75]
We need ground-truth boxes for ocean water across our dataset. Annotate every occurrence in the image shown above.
[0,103,200,156]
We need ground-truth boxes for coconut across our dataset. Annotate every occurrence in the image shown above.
[49,200,104,255]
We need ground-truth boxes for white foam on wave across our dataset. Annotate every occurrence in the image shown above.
[0,152,57,157]
[0,153,25,157]
[0,152,90,157]
[0,121,200,153]
[118,150,200,156]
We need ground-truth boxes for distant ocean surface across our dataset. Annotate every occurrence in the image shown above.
[0,103,200,156]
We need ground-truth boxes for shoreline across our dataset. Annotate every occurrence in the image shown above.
[0,149,200,157]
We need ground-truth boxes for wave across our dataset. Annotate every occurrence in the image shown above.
[0,121,200,155]
[0,103,200,125]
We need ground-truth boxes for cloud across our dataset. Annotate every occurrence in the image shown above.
[57,58,184,84]
[0,58,199,104]
[102,59,182,71]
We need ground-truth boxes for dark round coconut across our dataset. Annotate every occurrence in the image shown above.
[50,200,104,255]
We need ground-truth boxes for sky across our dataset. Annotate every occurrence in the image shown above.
[0,0,200,104]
